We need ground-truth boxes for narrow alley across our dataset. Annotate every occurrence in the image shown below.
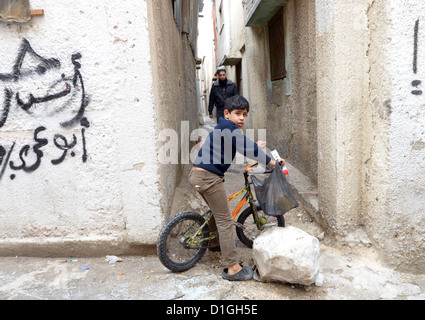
[1,0,425,304]
[1,116,424,301]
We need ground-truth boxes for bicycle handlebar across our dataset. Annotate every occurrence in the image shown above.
[245,162,259,172]
[264,166,274,174]
[244,162,274,174]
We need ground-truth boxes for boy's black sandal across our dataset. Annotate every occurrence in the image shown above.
[221,265,254,281]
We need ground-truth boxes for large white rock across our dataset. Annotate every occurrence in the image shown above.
[253,226,320,286]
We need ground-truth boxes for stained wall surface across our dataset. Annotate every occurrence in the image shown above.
[0,0,199,256]
[363,0,425,272]
[240,0,425,273]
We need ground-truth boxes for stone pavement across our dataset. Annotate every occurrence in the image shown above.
[1,203,424,300]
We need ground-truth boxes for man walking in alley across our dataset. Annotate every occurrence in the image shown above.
[209,68,238,123]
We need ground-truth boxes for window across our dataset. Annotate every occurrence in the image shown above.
[268,7,286,81]
[218,0,224,34]
[236,61,243,95]
[172,0,183,31]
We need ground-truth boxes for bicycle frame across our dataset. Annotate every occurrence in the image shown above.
[193,162,265,244]
[227,162,262,227]
[158,162,277,272]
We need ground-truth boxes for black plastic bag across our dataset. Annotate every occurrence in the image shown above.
[251,165,299,216]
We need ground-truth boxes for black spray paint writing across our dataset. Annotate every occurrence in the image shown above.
[412,19,423,96]
[0,39,90,184]
[0,119,90,183]
[0,38,89,129]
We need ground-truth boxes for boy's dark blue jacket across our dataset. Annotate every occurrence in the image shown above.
[193,118,272,177]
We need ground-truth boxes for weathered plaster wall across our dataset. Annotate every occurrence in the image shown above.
[362,0,392,269]
[214,0,230,67]
[241,0,318,183]
[316,0,425,273]
[146,0,199,222]
[267,0,318,184]
[243,25,269,130]
[198,1,216,116]
[228,0,245,60]
[240,0,425,273]
[0,0,163,256]
[385,0,425,272]
[242,0,317,182]
[363,0,425,273]
[316,0,371,236]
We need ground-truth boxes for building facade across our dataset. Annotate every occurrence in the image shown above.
[206,0,425,274]
[0,0,200,256]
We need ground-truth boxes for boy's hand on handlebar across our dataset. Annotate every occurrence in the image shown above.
[269,158,286,167]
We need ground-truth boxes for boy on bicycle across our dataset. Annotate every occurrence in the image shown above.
[190,95,285,281]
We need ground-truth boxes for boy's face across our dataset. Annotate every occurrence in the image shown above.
[225,109,248,129]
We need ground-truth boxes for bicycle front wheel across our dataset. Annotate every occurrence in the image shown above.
[157,211,210,272]
[236,206,285,249]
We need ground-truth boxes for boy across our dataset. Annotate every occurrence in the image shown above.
[189,95,284,281]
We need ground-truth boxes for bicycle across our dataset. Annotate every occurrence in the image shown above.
[157,162,285,272]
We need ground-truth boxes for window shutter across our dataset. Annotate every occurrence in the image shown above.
[268,7,286,81]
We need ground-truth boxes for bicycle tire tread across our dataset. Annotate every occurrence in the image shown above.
[157,211,209,272]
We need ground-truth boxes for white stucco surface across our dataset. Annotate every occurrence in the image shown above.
[389,1,425,212]
[315,0,334,36]
[0,0,162,254]
[383,0,425,270]
[314,0,425,272]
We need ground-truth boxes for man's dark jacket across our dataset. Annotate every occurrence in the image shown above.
[208,79,238,115]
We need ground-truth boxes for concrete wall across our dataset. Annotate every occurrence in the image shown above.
[236,0,425,273]
[241,0,318,182]
[242,25,269,130]
[221,0,245,104]
[267,0,318,184]
[198,0,217,116]
[315,0,425,273]
[363,0,425,273]
[385,0,425,273]
[147,0,199,221]
[316,0,371,236]
[227,0,246,62]
[214,0,230,67]
[0,0,199,256]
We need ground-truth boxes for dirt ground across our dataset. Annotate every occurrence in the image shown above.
[1,199,425,300]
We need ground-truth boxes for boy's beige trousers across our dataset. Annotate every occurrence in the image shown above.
[189,168,238,267]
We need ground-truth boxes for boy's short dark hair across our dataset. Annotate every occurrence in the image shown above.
[224,95,250,113]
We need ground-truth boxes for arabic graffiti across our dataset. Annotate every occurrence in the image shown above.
[0,38,89,128]
[412,19,423,96]
[0,38,90,184]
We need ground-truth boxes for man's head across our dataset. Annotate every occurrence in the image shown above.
[217,69,227,82]
[224,95,249,128]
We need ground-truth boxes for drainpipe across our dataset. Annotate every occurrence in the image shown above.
[212,0,218,69]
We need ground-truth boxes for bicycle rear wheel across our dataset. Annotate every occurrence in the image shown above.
[236,205,285,248]
[157,211,210,272]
